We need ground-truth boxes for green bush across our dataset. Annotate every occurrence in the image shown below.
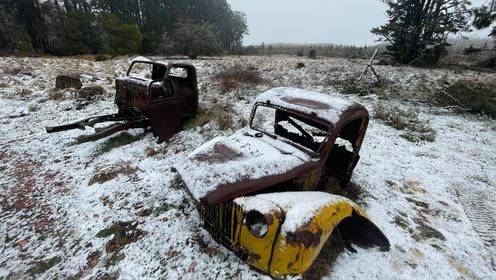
[438,80,496,118]
[309,49,317,59]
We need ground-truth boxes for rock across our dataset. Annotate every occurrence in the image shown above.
[55,74,82,89]
[78,85,105,99]
[296,62,305,69]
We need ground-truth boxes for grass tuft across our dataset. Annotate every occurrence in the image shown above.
[374,104,437,142]
[89,162,138,185]
[185,103,237,131]
[94,132,141,156]
[215,65,266,92]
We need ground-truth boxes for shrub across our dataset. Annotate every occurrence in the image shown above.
[215,65,265,92]
[296,62,305,69]
[308,49,317,59]
[78,85,105,99]
[296,50,304,57]
[436,79,496,118]
[373,104,436,142]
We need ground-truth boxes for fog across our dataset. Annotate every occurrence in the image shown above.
[228,0,494,46]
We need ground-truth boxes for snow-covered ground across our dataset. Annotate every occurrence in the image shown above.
[0,55,495,279]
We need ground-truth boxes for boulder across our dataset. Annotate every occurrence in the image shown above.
[55,74,82,89]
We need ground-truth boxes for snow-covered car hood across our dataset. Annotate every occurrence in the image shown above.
[175,128,319,203]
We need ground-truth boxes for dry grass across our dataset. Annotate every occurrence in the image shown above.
[95,54,112,61]
[214,65,266,92]
[435,79,496,118]
[185,103,240,131]
[46,90,65,100]
[374,104,437,142]
[339,77,380,96]
[89,162,138,185]
[78,84,106,99]
[2,65,32,76]
[94,132,141,156]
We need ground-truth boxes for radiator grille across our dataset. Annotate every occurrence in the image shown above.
[199,200,243,249]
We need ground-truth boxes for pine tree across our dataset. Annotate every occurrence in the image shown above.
[372,0,472,65]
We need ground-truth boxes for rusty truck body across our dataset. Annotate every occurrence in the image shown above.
[46,57,198,143]
[175,87,389,277]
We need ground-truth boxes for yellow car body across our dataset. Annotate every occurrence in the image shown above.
[199,192,390,278]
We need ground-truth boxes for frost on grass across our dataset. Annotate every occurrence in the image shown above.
[89,162,139,185]
[373,104,437,142]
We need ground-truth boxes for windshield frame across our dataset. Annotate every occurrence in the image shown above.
[126,61,168,81]
[249,102,332,155]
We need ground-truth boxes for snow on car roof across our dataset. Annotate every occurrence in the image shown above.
[255,87,363,126]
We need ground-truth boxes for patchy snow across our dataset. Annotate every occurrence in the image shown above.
[0,55,495,279]
[255,87,357,125]
[175,128,317,201]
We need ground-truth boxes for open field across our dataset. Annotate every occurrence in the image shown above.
[0,55,495,279]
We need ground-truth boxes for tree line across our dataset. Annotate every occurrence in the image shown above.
[0,0,248,57]
[236,43,379,59]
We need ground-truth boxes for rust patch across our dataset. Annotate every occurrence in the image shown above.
[285,228,323,248]
[281,97,331,110]
[249,252,262,261]
[193,143,243,163]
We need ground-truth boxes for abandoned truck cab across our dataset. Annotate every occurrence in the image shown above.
[115,57,199,142]
[175,88,389,278]
[46,57,198,143]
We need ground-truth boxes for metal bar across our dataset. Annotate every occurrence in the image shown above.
[76,120,148,144]
[45,114,122,133]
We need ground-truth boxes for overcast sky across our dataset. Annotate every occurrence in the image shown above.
[228,0,493,46]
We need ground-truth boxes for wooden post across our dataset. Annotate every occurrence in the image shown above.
[359,48,381,83]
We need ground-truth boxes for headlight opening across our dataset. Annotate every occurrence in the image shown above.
[245,210,269,238]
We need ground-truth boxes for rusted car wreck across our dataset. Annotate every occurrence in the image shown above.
[46,57,198,143]
[175,87,389,277]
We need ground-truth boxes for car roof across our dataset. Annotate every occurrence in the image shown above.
[254,87,367,127]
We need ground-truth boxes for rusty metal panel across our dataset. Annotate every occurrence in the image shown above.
[148,97,182,143]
